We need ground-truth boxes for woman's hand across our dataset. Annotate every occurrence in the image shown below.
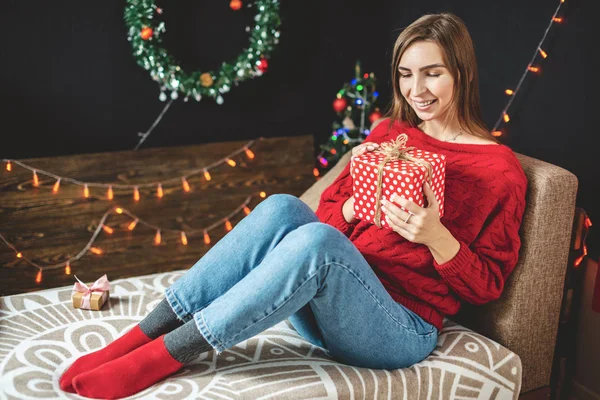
[350,142,379,178]
[380,181,445,246]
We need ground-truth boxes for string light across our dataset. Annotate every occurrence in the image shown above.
[157,183,164,198]
[182,178,191,192]
[36,270,42,284]
[313,168,320,177]
[83,184,90,198]
[52,179,61,194]
[260,191,267,198]
[2,139,260,199]
[134,186,140,201]
[128,219,139,230]
[489,0,566,136]
[0,195,257,280]
[505,89,514,95]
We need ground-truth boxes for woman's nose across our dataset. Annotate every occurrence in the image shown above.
[412,78,427,96]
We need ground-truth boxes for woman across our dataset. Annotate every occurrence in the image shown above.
[59,12,527,399]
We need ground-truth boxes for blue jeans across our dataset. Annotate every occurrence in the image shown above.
[165,194,437,370]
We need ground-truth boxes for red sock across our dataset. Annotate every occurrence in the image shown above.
[59,325,152,393]
[72,335,183,399]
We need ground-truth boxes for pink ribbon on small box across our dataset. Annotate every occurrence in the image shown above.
[72,274,110,310]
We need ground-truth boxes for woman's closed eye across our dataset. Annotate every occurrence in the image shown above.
[400,73,441,78]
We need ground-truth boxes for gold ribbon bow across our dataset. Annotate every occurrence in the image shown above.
[370,134,434,228]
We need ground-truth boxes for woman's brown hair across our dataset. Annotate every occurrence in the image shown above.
[384,13,500,144]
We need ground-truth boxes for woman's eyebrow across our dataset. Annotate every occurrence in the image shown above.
[398,63,446,71]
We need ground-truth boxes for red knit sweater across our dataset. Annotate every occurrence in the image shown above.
[315,120,528,332]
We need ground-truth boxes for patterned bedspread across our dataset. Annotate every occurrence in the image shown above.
[0,271,521,399]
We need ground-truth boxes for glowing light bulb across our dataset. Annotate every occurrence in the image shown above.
[65,262,71,275]
[83,184,90,198]
[505,89,514,95]
[182,178,191,192]
[260,191,266,198]
[343,139,349,145]
[90,247,102,255]
[204,231,211,245]
[553,17,563,22]
[36,270,42,283]
[539,49,548,59]
[225,220,233,231]
[492,130,503,137]
[503,113,510,123]
[528,66,540,73]
[204,170,211,181]
[313,168,320,177]
[243,206,251,215]
[33,171,39,187]
[154,230,162,245]
[330,148,337,155]
[157,183,163,198]
[102,225,114,234]
[128,219,138,231]
[52,179,61,194]
[6,161,11,171]
[16,252,23,258]
[107,185,114,200]
[245,148,255,159]
[180,231,188,245]
[226,158,236,167]
[134,186,140,201]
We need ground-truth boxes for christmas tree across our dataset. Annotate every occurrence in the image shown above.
[316,61,382,174]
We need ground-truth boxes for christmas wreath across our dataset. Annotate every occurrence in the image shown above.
[124,0,281,104]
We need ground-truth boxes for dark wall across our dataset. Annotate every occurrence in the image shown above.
[1,0,598,258]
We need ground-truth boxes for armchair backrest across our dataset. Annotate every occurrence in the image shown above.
[299,150,578,393]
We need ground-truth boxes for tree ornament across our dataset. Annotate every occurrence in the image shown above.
[257,58,268,72]
[369,108,383,124]
[200,73,214,87]
[333,98,347,113]
[140,26,153,40]
[124,0,281,103]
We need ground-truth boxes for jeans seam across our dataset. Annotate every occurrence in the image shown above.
[165,287,192,323]
[197,309,226,353]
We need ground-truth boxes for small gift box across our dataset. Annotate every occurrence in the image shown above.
[351,133,446,229]
[71,274,111,311]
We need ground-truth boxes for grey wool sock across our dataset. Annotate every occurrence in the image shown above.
[164,319,214,364]
[139,298,184,340]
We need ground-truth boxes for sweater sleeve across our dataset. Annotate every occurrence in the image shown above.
[315,160,359,236]
[432,176,528,305]
[315,121,391,236]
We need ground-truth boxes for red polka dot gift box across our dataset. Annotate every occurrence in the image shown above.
[350,134,446,229]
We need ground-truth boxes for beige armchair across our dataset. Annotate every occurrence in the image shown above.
[0,149,578,399]
[300,150,579,394]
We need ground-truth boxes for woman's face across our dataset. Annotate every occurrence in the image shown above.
[398,41,455,123]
